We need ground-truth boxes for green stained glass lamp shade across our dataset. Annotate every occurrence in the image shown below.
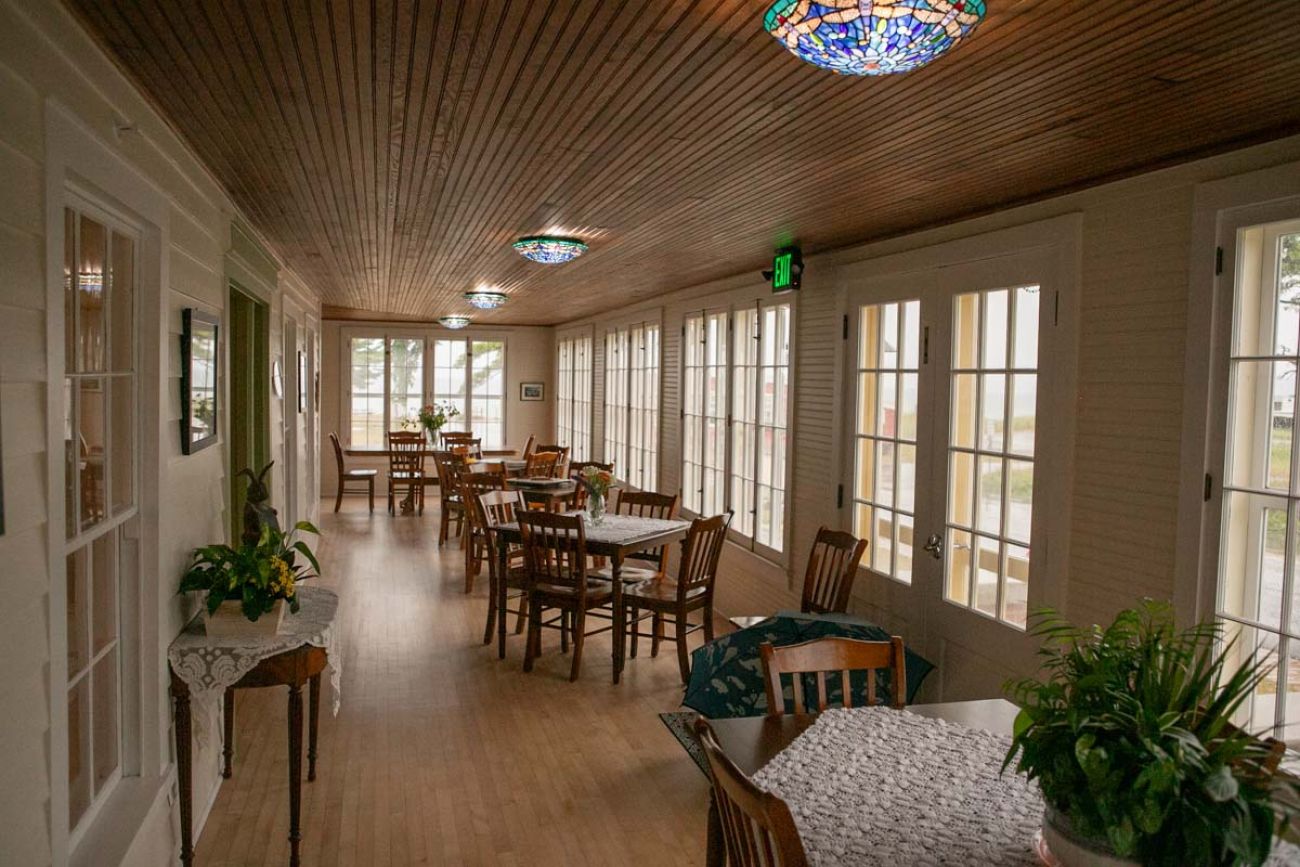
[764,0,986,76]
[512,235,588,264]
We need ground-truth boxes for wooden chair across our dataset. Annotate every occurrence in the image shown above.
[530,444,570,477]
[521,434,536,458]
[432,450,468,545]
[461,471,506,589]
[730,527,869,630]
[591,489,680,583]
[693,718,810,867]
[386,431,427,515]
[624,512,731,683]
[478,490,530,646]
[451,442,482,461]
[518,510,614,682]
[524,450,562,478]
[760,636,906,718]
[441,430,477,451]
[329,432,376,512]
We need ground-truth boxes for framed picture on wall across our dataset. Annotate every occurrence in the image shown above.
[520,382,544,401]
[180,308,220,455]
[297,350,307,413]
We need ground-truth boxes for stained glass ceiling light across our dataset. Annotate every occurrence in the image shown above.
[463,290,509,309]
[512,235,588,265]
[438,315,471,330]
[763,0,986,76]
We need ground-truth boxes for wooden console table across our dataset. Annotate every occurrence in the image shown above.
[167,586,340,867]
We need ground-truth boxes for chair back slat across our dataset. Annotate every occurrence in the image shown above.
[329,432,346,475]
[387,431,426,474]
[461,472,506,530]
[694,719,810,867]
[518,510,589,601]
[801,527,869,615]
[525,450,562,478]
[760,636,907,718]
[613,490,680,568]
[676,512,731,600]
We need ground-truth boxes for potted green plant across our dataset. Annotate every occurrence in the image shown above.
[180,520,322,640]
[1004,601,1294,866]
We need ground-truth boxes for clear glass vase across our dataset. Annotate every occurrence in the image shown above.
[587,492,606,526]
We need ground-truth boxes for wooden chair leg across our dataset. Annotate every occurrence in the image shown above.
[514,593,528,634]
[703,604,715,642]
[569,609,585,682]
[482,569,497,645]
[439,507,449,546]
[560,609,570,654]
[652,612,663,658]
[368,478,374,513]
[333,482,344,513]
[675,611,691,684]
[464,536,475,594]
[523,602,542,673]
[630,603,640,659]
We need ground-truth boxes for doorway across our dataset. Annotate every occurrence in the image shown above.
[228,284,270,542]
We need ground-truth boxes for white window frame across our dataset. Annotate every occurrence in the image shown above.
[836,216,1079,660]
[339,328,510,450]
[680,298,795,562]
[603,320,660,490]
[44,103,168,867]
[555,328,594,460]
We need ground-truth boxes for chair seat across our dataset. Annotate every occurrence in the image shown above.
[343,468,378,478]
[389,470,426,480]
[531,579,614,601]
[590,565,664,583]
[728,615,769,630]
[626,579,707,604]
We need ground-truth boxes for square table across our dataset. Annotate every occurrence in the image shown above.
[492,512,690,683]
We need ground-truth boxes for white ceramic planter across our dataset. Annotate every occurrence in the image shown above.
[203,598,286,640]
[1040,807,1140,867]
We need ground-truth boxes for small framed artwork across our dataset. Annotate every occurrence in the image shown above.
[520,382,544,401]
[180,308,220,455]
[297,350,307,413]
[272,358,284,398]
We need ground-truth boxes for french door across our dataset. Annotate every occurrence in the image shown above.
[843,248,1065,691]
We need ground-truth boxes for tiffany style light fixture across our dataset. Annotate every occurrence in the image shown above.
[763,0,986,76]
[438,315,471,330]
[512,235,588,264]
[463,290,508,310]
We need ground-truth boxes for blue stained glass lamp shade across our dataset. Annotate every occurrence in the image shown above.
[438,316,471,330]
[763,0,986,76]
[512,235,588,264]
[464,291,508,309]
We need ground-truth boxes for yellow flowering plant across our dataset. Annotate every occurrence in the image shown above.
[179,521,322,622]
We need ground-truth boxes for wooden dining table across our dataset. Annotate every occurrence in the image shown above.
[701,699,1020,867]
[344,446,519,513]
[492,513,691,683]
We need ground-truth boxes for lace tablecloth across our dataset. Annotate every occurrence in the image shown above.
[751,706,1300,866]
[167,585,342,714]
[502,513,689,546]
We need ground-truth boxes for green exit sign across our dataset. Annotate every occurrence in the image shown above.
[771,247,802,293]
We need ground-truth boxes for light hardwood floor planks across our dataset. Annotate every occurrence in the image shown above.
[192,501,710,866]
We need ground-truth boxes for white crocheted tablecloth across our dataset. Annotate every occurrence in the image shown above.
[750,706,1300,866]
[503,513,689,546]
[167,585,342,715]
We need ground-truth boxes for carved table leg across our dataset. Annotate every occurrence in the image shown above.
[222,688,235,779]
[497,535,509,659]
[308,673,321,782]
[287,682,304,867]
[171,675,195,867]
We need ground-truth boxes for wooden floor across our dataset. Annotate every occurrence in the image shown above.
[194,501,712,866]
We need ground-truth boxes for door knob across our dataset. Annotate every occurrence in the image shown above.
[922,533,943,560]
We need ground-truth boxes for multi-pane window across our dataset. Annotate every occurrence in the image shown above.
[388,338,424,428]
[557,334,593,460]
[604,323,660,490]
[63,204,137,832]
[470,340,505,448]
[730,303,792,552]
[346,335,508,449]
[852,300,920,583]
[944,286,1039,628]
[1217,220,1300,740]
[682,312,728,516]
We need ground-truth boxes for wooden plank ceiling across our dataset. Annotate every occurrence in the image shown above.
[66,0,1300,325]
